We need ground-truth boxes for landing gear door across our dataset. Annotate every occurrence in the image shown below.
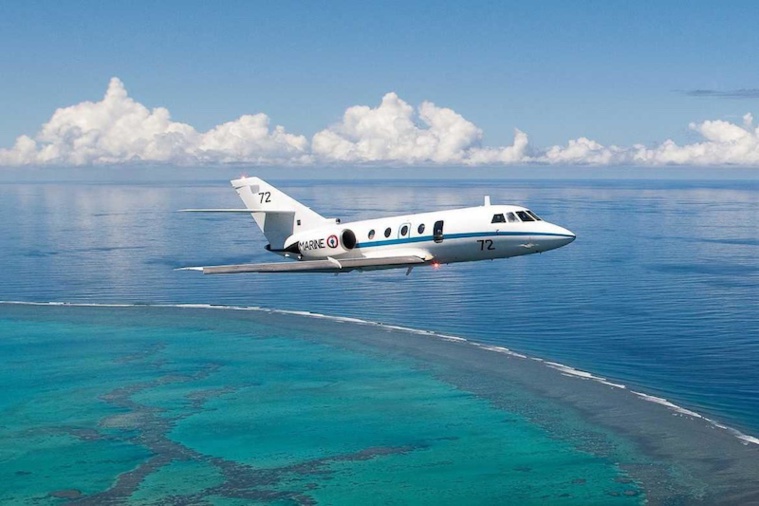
[433,220,444,243]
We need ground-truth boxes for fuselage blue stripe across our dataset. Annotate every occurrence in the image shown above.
[357,231,574,249]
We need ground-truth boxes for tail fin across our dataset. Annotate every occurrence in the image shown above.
[231,177,331,249]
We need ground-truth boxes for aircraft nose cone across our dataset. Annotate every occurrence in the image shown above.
[561,228,577,245]
[552,225,576,249]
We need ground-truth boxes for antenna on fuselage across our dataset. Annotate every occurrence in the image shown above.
[484,196,491,206]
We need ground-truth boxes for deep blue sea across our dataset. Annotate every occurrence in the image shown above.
[1,167,758,503]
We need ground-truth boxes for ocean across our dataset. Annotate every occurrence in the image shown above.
[1,167,758,504]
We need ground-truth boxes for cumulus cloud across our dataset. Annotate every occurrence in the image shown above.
[312,92,483,163]
[311,93,531,164]
[626,113,759,165]
[0,78,309,166]
[312,93,759,166]
[1,77,758,167]
[522,113,759,166]
[464,129,530,165]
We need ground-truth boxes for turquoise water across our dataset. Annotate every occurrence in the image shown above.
[1,304,643,504]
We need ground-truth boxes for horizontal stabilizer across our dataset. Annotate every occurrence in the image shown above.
[178,255,428,274]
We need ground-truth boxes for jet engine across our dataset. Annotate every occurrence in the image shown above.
[284,228,358,259]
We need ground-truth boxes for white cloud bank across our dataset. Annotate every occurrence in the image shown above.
[0,78,309,166]
[1,77,758,167]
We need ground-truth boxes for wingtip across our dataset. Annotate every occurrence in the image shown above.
[175,267,204,272]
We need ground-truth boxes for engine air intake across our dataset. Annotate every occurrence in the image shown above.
[342,229,357,250]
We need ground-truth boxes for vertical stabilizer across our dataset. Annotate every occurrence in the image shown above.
[231,177,330,249]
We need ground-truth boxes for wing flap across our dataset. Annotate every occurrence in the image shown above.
[179,255,428,274]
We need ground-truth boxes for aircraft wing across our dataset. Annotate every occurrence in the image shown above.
[178,255,429,274]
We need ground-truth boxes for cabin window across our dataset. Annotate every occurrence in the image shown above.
[516,211,535,222]
[491,213,506,223]
[384,227,391,238]
[368,229,375,239]
[400,225,409,236]
[506,212,518,223]
[526,210,542,221]
[418,224,425,234]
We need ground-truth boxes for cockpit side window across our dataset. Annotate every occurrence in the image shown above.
[516,211,535,222]
[526,210,542,221]
[491,213,506,223]
[506,212,518,223]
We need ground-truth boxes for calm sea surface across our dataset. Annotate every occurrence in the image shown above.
[1,168,758,503]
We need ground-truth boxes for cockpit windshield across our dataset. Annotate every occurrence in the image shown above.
[495,210,542,223]
[516,211,534,222]
[515,210,542,222]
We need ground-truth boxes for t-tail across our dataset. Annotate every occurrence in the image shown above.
[231,177,334,250]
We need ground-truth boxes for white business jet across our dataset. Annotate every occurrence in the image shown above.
[180,177,575,275]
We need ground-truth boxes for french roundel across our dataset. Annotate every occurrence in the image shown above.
[327,234,339,248]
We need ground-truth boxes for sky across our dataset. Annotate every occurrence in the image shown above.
[1,1,758,167]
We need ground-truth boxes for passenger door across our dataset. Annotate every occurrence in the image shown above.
[433,220,444,243]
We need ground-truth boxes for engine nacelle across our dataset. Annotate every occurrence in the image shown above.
[285,228,358,259]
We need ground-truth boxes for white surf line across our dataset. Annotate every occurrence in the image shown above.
[629,391,705,419]
[627,391,759,445]
[2,299,758,446]
[0,300,137,308]
[543,361,628,389]
[469,342,528,359]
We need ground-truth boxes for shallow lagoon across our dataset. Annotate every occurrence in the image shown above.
[1,303,644,504]
[3,303,759,504]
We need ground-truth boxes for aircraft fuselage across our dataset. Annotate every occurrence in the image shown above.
[283,204,575,266]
